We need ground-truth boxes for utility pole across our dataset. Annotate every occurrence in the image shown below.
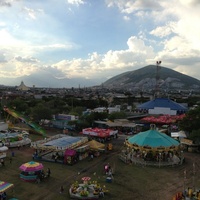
[155,61,162,98]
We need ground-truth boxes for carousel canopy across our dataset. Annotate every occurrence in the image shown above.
[0,181,14,193]
[127,127,180,148]
[19,161,44,172]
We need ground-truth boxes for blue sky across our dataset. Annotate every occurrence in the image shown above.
[0,0,200,88]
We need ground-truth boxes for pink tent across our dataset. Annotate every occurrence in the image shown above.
[141,114,186,124]
[64,149,77,165]
[64,149,76,157]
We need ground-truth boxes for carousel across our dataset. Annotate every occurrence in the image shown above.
[121,124,184,167]
[19,161,44,182]
[69,177,108,199]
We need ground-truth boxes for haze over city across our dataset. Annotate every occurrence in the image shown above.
[0,0,200,88]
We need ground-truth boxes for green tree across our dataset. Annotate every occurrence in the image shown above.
[108,111,127,121]
[7,98,29,113]
[69,106,84,117]
[179,107,200,143]
[30,103,52,122]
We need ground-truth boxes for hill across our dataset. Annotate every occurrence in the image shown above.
[102,65,200,91]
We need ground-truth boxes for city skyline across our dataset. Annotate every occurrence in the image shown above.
[0,0,200,88]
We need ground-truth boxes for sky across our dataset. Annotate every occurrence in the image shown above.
[0,0,200,88]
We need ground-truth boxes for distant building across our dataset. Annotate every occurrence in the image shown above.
[17,81,29,91]
[137,98,188,115]
[93,106,120,114]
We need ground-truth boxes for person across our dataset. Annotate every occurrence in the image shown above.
[108,167,114,179]
[1,158,4,166]
[60,185,64,193]
[90,153,94,161]
[1,192,6,200]
[36,174,41,184]
[47,168,51,177]
[99,188,104,197]
[41,170,45,179]
[9,157,12,164]
[55,155,58,163]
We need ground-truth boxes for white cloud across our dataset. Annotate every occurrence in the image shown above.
[123,15,130,21]
[22,7,44,20]
[14,56,39,63]
[0,1,12,7]
[0,0,200,87]
[67,0,85,6]
[105,0,160,14]
[51,36,155,80]
[150,22,175,38]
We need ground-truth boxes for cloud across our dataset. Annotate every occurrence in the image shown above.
[22,7,44,20]
[14,56,39,63]
[67,0,85,6]
[0,0,22,8]
[52,36,155,81]
[150,22,175,38]
[105,0,160,14]
[0,0,200,87]
[0,1,12,7]
[0,51,7,63]
[123,16,130,21]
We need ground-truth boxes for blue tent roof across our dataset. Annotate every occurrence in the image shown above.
[128,129,180,148]
[137,98,187,111]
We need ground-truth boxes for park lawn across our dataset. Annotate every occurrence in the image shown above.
[0,131,199,200]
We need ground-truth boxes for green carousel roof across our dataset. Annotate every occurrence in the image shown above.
[127,127,180,148]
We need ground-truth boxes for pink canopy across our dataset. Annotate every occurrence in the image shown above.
[64,149,76,156]
[19,161,44,172]
[141,114,185,124]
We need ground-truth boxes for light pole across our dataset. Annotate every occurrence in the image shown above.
[155,61,162,98]
[183,169,186,193]
[192,162,196,191]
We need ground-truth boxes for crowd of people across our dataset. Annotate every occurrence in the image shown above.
[36,167,51,183]
[121,148,184,166]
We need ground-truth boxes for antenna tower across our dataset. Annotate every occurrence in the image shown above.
[155,61,162,98]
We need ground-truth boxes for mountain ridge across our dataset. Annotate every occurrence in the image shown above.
[102,65,200,91]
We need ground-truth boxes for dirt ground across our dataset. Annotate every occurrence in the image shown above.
[1,130,200,200]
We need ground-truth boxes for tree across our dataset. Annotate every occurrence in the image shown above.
[179,107,200,143]
[7,98,29,113]
[108,111,127,121]
[30,103,52,122]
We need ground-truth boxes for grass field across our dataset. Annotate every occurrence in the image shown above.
[1,131,200,200]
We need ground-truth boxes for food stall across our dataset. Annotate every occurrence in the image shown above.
[64,149,77,165]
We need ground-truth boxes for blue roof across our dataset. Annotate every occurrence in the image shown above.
[128,129,180,148]
[44,136,85,148]
[137,98,187,111]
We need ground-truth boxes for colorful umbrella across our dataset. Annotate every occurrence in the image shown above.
[0,181,14,192]
[19,161,44,172]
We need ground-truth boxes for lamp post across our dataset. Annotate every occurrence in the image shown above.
[183,169,186,193]
[192,162,196,191]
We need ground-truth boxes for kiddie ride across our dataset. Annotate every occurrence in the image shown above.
[81,128,118,142]
[69,177,109,199]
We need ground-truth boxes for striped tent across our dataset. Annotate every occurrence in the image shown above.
[0,181,14,192]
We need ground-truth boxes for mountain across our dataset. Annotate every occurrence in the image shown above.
[102,65,200,91]
[0,70,99,88]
